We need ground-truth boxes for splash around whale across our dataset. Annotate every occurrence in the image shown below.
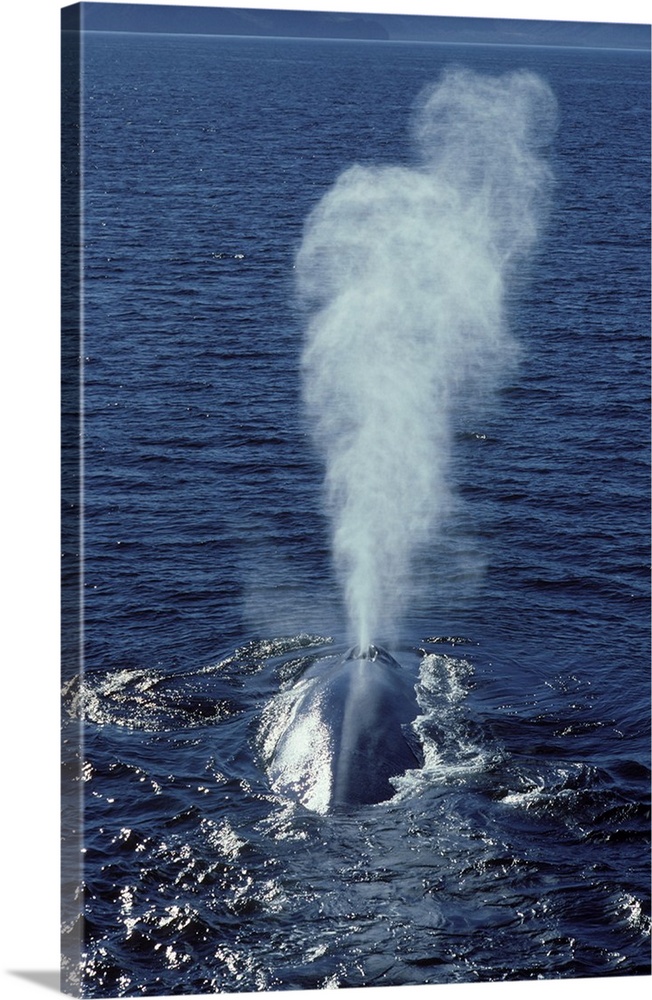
[259,644,422,813]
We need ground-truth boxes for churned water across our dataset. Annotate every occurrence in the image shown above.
[61,30,650,996]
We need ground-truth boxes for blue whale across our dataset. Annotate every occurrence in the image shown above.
[261,644,422,813]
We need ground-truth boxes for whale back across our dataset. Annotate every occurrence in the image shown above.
[262,646,421,812]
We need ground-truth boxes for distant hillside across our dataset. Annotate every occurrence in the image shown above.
[61,3,651,50]
[383,13,650,49]
[62,4,390,39]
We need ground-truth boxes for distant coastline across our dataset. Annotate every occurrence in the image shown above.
[62,3,651,50]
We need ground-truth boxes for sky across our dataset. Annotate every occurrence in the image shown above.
[1,2,649,1000]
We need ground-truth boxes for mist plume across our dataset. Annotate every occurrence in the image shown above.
[297,68,556,647]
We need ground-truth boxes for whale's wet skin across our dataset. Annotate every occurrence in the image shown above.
[63,634,650,993]
[260,644,423,812]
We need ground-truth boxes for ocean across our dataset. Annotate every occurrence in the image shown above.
[61,29,650,996]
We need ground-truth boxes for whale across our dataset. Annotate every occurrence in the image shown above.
[260,644,422,813]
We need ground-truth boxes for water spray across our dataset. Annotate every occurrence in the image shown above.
[297,68,556,648]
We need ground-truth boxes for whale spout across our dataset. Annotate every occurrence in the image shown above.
[260,644,422,813]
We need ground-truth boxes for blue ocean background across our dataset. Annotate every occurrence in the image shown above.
[62,29,650,996]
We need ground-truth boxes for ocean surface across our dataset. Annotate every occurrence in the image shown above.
[62,30,650,996]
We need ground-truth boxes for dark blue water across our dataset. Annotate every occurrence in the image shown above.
[62,32,650,996]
